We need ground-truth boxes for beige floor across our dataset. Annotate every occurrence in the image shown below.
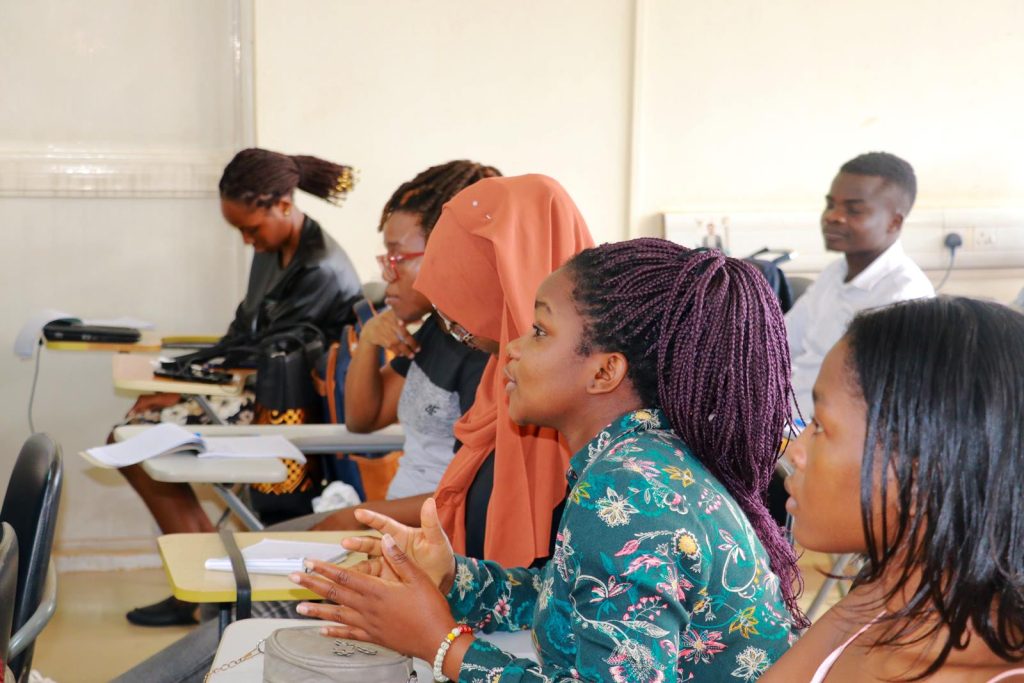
[30,552,845,683]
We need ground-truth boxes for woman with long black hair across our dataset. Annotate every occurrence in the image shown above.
[770,297,1024,682]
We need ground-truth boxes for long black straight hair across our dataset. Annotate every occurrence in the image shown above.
[846,296,1024,678]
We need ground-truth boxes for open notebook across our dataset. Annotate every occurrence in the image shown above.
[83,423,307,468]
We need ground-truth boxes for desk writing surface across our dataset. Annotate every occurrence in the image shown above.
[112,353,246,397]
[115,423,406,455]
[44,330,163,353]
[159,531,375,603]
[141,454,288,484]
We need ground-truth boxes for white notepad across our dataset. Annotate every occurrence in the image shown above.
[83,423,307,468]
[205,539,348,576]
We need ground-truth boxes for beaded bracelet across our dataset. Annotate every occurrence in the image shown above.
[432,624,473,682]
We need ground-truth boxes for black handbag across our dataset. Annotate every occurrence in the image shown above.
[255,324,326,412]
[248,323,327,524]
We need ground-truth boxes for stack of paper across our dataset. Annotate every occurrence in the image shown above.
[82,423,307,468]
[205,539,348,576]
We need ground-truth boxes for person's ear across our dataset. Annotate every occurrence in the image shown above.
[587,352,629,396]
[276,195,294,218]
[887,210,905,234]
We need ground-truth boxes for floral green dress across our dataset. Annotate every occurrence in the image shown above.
[447,409,794,682]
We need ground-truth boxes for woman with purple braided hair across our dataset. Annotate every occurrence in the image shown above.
[293,236,802,682]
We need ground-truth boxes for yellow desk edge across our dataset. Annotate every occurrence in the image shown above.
[158,531,380,604]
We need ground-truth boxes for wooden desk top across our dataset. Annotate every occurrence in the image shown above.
[158,531,375,603]
[44,330,163,353]
[112,354,247,397]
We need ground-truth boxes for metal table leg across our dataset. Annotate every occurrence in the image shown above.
[193,395,225,425]
[213,483,265,531]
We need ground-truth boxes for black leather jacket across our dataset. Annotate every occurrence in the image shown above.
[222,215,361,347]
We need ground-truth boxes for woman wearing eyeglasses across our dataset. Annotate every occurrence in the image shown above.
[312,160,499,528]
[327,173,593,567]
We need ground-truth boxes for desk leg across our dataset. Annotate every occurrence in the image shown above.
[218,603,232,635]
[213,484,265,531]
[193,395,225,425]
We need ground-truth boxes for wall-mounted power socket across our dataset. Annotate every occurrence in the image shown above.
[942,227,973,251]
[975,227,998,248]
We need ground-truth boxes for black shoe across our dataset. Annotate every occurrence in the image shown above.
[126,595,198,627]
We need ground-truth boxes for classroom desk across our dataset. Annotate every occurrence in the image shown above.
[111,353,248,397]
[110,423,406,530]
[160,530,373,633]
[115,423,407,455]
[43,329,164,353]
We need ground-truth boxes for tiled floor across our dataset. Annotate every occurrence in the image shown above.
[31,551,845,683]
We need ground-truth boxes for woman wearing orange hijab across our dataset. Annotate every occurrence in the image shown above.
[414,173,594,567]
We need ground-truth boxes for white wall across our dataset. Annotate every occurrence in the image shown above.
[0,0,249,561]
[631,0,1024,298]
[253,0,635,280]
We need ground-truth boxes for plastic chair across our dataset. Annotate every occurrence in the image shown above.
[1,433,63,682]
[0,522,18,679]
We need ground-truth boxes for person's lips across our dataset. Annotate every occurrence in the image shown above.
[783,475,798,514]
[503,366,518,395]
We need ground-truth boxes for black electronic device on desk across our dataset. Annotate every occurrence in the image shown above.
[154,360,235,385]
[42,319,142,344]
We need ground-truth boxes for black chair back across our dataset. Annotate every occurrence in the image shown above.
[0,522,17,677]
[0,434,62,681]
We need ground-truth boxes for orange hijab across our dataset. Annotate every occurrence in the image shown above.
[414,174,595,566]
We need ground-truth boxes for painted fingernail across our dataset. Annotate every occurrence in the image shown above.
[383,534,399,554]
[296,603,310,615]
[304,560,315,570]
[321,627,331,635]
[289,572,303,583]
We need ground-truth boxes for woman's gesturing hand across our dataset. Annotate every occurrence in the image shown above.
[339,497,457,593]
[291,534,461,663]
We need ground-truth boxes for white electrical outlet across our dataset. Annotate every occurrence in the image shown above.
[975,227,998,249]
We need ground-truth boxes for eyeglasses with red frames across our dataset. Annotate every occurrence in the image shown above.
[432,305,477,347]
[375,251,425,281]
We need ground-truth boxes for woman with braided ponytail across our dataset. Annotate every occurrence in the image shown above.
[293,238,801,682]
[117,148,361,627]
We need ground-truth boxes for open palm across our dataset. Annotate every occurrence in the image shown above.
[340,497,456,591]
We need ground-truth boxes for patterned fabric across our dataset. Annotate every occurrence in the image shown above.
[447,409,794,682]
[251,405,316,495]
[120,391,256,428]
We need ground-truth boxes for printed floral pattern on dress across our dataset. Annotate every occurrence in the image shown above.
[447,409,794,682]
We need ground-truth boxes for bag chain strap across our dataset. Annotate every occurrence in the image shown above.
[203,640,265,681]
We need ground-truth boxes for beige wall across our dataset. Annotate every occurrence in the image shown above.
[253,0,635,280]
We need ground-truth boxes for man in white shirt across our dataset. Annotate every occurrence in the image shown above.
[786,152,934,417]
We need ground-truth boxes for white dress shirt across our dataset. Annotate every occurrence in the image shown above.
[786,240,934,417]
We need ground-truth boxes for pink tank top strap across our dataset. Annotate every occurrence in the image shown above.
[810,611,1024,683]
[809,612,886,683]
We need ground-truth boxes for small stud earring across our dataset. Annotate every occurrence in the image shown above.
[283,208,291,216]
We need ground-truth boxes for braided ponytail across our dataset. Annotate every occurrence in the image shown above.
[567,238,805,623]
[219,148,356,208]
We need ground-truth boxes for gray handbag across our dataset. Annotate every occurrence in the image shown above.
[262,627,416,683]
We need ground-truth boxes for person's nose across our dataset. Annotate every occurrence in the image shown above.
[786,428,810,471]
[823,206,845,225]
[506,335,524,360]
